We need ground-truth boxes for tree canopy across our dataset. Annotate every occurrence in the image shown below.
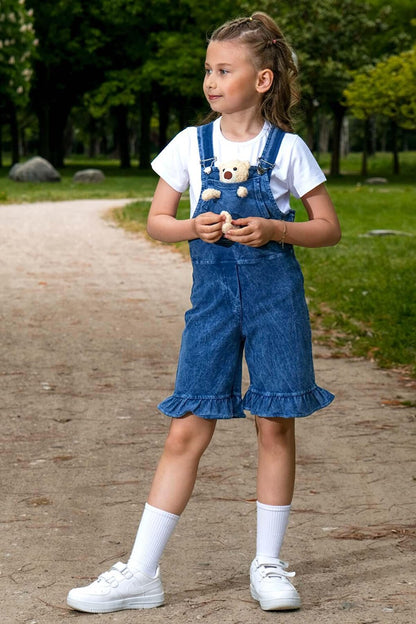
[345,46,416,130]
[344,45,416,173]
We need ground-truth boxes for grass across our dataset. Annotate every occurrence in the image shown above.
[317,150,416,184]
[1,152,415,375]
[0,159,157,203]
[294,185,416,374]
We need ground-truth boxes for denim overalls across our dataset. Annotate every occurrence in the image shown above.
[158,122,334,420]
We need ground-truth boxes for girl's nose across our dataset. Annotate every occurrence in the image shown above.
[205,74,216,88]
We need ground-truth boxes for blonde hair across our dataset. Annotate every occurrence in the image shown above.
[207,12,299,132]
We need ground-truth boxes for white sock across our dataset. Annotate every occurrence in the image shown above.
[127,503,179,577]
[256,501,291,560]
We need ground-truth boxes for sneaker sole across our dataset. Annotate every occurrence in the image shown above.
[67,593,164,613]
[250,584,301,611]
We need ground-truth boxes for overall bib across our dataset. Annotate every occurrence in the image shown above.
[158,122,334,420]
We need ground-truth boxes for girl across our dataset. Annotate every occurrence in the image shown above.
[67,12,341,614]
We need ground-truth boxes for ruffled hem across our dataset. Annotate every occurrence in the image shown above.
[243,385,334,418]
[158,394,245,420]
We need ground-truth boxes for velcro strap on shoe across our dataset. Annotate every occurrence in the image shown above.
[256,558,296,578]
[112,562,134,579]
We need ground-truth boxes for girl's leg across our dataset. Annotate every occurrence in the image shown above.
[67,414,216,613]
[255,416,295,560]
[127,414,216,576]
[249,416,300,611]
[256,416,295,505]
[148,413,217,514]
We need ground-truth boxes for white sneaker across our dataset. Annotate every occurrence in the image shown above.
[250,557,301,611]
[67,561,164,613]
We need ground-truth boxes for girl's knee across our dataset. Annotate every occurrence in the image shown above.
[164,427,194,456]
[164,415,215,458]
[256,416,295,449]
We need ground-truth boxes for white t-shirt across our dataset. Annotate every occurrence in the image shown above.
[151,117,326,216]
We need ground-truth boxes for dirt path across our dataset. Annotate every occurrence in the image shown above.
[0,199,415,624]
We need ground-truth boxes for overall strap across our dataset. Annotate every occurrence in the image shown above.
[198,121,285,175]
[197,122,216,171]
[257,126,286,177]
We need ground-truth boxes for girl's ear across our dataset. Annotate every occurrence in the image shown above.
[256,68,274,93]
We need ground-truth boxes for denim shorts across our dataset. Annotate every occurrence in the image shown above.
[158,252,334,419]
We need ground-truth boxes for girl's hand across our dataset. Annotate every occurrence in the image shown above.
[194,211,224,243]
[225,217,277,247]
[223,185,341,249]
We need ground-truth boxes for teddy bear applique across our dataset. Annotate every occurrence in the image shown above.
[201,160,250,202]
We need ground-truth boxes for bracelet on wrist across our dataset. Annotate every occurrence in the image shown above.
[278,221,288,248]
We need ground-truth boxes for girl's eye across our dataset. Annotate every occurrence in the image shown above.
[220,69,228,75]
[205,69,212,75]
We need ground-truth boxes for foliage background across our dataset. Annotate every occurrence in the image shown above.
[0,0,415,171]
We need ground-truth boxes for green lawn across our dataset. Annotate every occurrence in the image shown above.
[295,185,416,374]
[0,159,157,203]
[1,153,415,375]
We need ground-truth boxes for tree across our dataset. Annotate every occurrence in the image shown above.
[27,0,111,167]
[270,0,393,175]
[27,0,212,168]
[342,71,378,176]
[344,46,416,174]
[0,0,36,164]
[82,0,174,169]
[81,0,247,168]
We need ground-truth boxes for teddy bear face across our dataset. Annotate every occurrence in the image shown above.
[218,160,250,184]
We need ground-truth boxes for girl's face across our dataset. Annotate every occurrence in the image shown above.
[203,40,265,116]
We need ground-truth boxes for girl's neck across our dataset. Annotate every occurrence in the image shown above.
[219,112,265,142]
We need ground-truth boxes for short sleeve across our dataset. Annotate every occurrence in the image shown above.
[151,127,196,193]
[285,135,326,199]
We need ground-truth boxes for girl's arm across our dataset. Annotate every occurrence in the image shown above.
[226,183,341,248]
[147,178,224,244]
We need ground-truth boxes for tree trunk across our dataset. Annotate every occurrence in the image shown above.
[21,126,29,157]
[88,136,97,158]
[303,102,315,151]
[37,102,70,167]
[37,103,50,161]
[9,103,20,165]
[157,94,170,151]
[87,116,98,158]
[369,116,377,156]
[361,118,370,177]
[329,103,346,176]
[31,63,72,168]
[116,106,131,168]
[138,92,152,170]
[391,121,400,175]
